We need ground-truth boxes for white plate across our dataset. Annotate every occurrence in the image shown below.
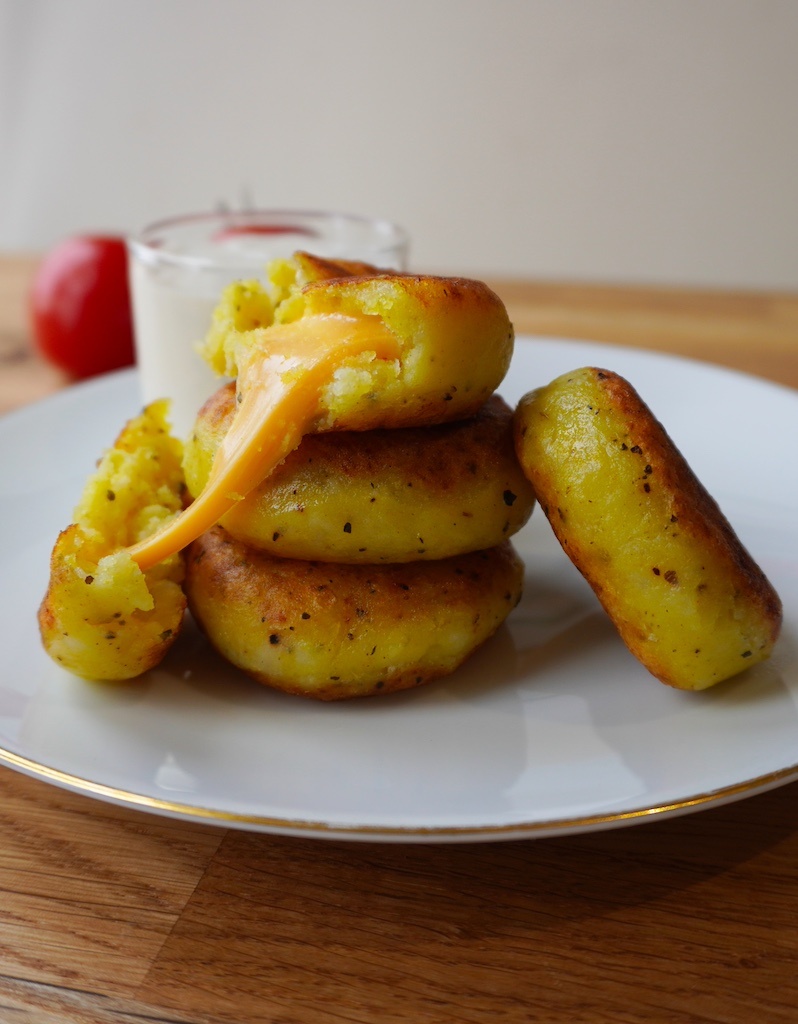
[2,337,797,842]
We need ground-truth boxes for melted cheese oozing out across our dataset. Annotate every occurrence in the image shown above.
[128,313,401,571]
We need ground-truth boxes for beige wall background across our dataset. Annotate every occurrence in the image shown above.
[1,0,797,288]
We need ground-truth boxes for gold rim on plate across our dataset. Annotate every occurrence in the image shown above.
[1,743,796,838]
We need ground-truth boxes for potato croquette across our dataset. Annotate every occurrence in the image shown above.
[200,259,516,432]
[186,526,524,700]
[38,401,188,680]
[513,367,782,690]
[184,391,535,562]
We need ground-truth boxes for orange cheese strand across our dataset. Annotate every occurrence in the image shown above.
[128,313,400,571]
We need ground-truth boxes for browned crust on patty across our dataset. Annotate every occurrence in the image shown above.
[590,368,781,637]
[186,527,524,700]
[185,390,535,562]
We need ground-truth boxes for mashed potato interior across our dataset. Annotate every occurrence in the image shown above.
[38,401,188,680]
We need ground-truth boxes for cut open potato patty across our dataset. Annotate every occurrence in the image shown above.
[513,367,782,690]
[38,401,188,680]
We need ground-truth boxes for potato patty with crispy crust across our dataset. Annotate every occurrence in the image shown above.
[184,391,535,563]
[513,367,782,690]
[38,401,188,680]
[186,527,524,700]
[200,257,516,433]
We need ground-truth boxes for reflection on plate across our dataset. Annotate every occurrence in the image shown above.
[1,337,796,842]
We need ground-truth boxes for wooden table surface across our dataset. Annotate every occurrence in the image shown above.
[1,254,797,1024]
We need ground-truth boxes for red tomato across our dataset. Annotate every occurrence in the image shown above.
[29,235,135,380]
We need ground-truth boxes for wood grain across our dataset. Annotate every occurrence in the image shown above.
[1,253,797,1024]
[136,796,798,1024]
[492,278,798,391]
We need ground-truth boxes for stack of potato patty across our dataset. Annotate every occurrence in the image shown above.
[182,257,535,699]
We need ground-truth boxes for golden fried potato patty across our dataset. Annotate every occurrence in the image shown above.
[514,367,782,690]
[184,391,535,562]
[38,401,187,680]
[201,262,515,432]
[186,527,524,700]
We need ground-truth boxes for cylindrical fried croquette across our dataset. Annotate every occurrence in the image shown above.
[513,367,782,690]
